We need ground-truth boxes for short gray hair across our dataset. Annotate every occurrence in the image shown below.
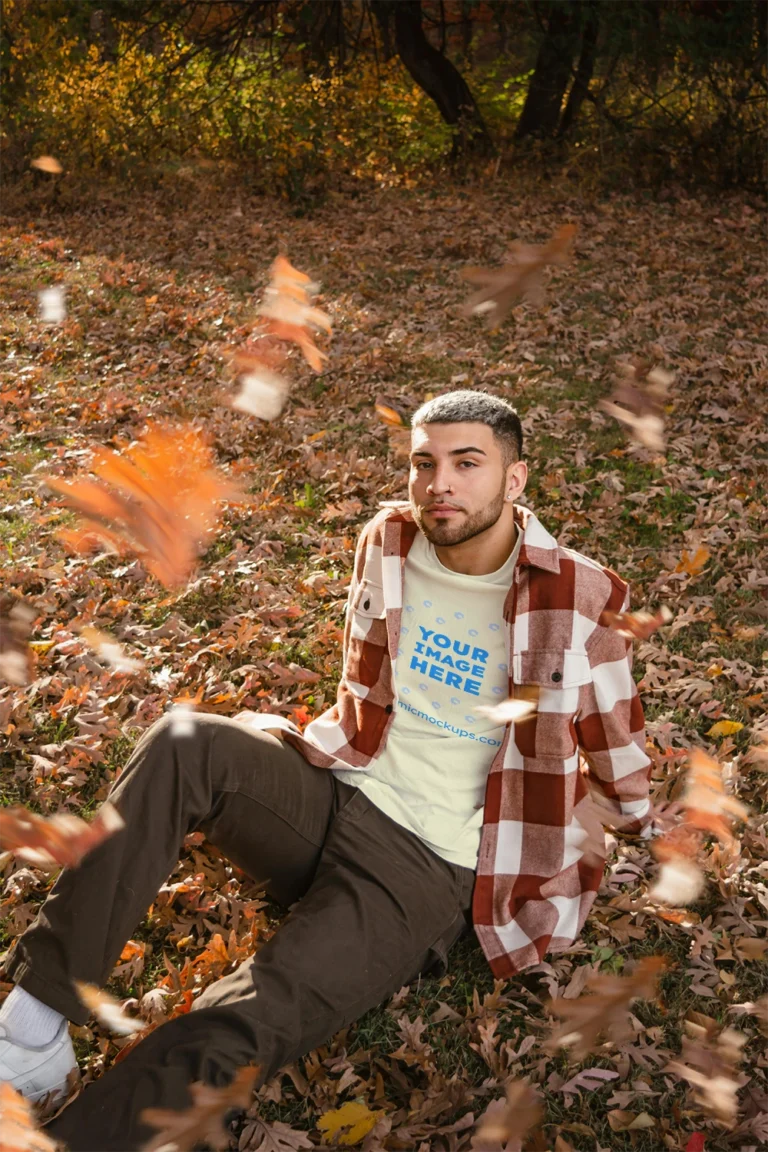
[411,390,523,464]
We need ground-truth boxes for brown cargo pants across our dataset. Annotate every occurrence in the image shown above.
[2,713,475,1151]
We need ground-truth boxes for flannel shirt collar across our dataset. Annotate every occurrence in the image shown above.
[380,501,561,575]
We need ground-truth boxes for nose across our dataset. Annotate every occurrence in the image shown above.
[426,466,452,495]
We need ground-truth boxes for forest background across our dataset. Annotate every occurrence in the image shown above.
[1,2,767,1151]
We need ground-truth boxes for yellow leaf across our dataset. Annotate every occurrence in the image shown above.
[706,720,744,737]
[317,1101,385,1146]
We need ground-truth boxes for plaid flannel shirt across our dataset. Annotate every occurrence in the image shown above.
[283,502,653,977]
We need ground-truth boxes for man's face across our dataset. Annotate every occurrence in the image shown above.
[408,422,511,547]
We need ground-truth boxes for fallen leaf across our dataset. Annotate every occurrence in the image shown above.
[317,1100,385,1146]
[675,547,711,577]
[706,720,744,738]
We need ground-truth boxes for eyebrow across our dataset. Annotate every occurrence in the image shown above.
[410,446,488,459]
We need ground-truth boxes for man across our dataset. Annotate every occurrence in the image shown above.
[0,390,653,1149]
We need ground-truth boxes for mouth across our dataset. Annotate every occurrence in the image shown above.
[425,506,462,518]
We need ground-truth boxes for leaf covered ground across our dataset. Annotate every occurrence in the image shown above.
[1,176,767,1152]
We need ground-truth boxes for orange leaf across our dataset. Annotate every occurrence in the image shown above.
[43,423,241,588]
[0,802,124,870]
[675,547,710,577]
[0,1082,60,1151]
[31,155,62,174]
[600,605,672,640]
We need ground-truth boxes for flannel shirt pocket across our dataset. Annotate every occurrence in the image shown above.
[345,579,388,694]
[351,579,386,620]
[512,648,592,759]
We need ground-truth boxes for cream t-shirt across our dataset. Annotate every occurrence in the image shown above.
[333,527,522,869]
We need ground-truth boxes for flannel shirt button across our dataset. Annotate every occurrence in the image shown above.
[551,671,562,682]
[385,704,393,713]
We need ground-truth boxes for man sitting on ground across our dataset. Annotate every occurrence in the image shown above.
[0,390,653,1151]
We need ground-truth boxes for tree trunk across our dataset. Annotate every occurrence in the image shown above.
[371,1,395,61]
[516,1,580,139]
[300,0,346,76]
[374,0,491,154]
[557,4,599,138]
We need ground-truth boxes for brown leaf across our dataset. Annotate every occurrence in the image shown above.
[666,1016,747,1126]
[0,1082,60,1151]
[43,423,241,588]
[140,1065,260,1151]
[0,595,37,685]
[599,360,673,452]
[462,223,577,327]
[600,605,672,641]
[471,1079,542,1150]
[545,956,666,1060]
[0,802,124,870]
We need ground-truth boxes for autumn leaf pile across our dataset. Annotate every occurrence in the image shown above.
[1,175,766,1151]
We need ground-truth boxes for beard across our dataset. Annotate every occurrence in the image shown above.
[412,484,506,547]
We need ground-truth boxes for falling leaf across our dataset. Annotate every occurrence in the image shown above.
[545,956,666,1059]
[471,1079,542,1150]
[79,625,144,673]
[168,701,198,738]
[140,1065,260,1151]
[461,223,577,327]
[317,1101,386,1146]
[38,286,66,324]
[31,155,63,174]
[74,983,146,1036]
[675,547,710,577]
[706,720,744,738]
[42,423,241,588]
[648,857,706,906]
[0,802,124,870]
[680,749,749,846]
[0,595,37,685]
[475,697,538,725]
[231,366,291,421]
[0,1082,60,1152]
[258,255,331,370]
[666,1016,747,1126]
[600,605,672,640]
[599,360,673,452]
[374,400,411,460]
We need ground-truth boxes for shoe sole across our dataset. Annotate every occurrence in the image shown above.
[24,1079,71,1104]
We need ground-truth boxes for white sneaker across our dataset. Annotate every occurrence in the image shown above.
[0,1018,78,1103]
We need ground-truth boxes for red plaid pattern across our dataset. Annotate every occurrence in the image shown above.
[283,503,652,977]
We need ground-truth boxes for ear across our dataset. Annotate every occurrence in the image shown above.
[505,459,528,501]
